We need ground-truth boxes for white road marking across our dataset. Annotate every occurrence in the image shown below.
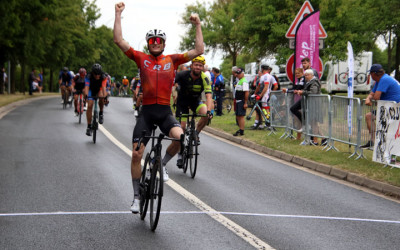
[99,125,274,249]
[1,211,399,225]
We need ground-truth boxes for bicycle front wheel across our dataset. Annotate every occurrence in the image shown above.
[189,134,198,178]
[139,153,151,220]
[78,98,83,124]
[149,156,163,231]
[63,94,67,109]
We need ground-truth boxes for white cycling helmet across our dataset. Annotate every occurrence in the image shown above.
[145,29,167,42]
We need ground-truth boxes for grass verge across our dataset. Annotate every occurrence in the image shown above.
[0,92,57,107]
[209,111,400,187]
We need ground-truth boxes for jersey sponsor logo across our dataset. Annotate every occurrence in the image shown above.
[143,60,172,71]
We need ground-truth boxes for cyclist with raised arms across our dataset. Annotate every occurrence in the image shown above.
[58,67,74,104]
[72,68,87,116]
[174,55,213,167]
[84,63,107,136]
[113,1,204,214]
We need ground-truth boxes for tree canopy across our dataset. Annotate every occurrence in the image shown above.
[179,0,399,79]
[0,0,137,93]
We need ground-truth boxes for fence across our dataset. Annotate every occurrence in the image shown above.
[265,91,385,162]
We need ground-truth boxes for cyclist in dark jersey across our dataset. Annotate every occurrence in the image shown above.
[84,63,108,136]
[58,67,74,104]
[114,1,204,214]
[174,55,213,166]
[72,68,87,116]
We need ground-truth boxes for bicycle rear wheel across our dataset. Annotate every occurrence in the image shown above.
[149,156,163,231]
[189,134,198,178]
[139,153,151,220]
[338,72,348,84]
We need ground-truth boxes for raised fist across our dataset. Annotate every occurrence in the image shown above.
[115,2,125,13]
[189,13,201,25]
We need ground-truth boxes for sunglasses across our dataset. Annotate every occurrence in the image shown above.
[148,37,164,45]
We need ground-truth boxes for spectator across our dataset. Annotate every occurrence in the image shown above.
[212,67,224,116]
[28,68,38,95]
[283,68,305,140]
[32,79,42,93]
[38,70,43,93]
[296,69,325,145]
[204,64,212,82]
[362,64,400,148]
[301,57,319,79]
[233,67,249,136]
[2,67,8,93]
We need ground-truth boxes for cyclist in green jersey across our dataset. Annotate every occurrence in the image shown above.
[174,55,213,166]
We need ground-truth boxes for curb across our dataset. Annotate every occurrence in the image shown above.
[0,95,56,119]
[203,126,400,199]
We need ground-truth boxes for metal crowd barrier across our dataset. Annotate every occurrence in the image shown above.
[303,94,330,146]
[269,91,287,135]
[265,91,382,160]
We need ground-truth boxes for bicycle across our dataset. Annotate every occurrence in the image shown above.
[90,97,99,144]
[136,128,184,231]
[246,97,270,128]
[61,87,69,109]
[178,113,207,178]
[338,71,367,84]
[77,92,84,124]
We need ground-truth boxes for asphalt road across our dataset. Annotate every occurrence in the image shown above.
[1,96,399,250]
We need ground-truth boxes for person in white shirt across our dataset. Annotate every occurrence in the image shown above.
[233,67,249,136]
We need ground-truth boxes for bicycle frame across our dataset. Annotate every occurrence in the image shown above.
[136,128,184,231]
[246,100,270,127]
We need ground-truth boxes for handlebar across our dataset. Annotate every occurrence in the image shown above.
[135,129,185,152]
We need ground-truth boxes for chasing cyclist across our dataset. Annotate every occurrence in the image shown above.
[174,55,213,167]
[113,1,204,213]
[58,67,74,104]
[84,63,107,136]
[72,68,87,116]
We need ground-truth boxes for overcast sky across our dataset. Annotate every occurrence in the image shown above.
[94,0,223,67]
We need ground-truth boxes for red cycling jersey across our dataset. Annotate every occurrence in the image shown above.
[124,47,189,105]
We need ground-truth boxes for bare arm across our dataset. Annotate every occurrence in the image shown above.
[205,93,213,111]
[187,14,204,60]
[244,91,249,109]
[372,91,382,101]
[113,2,130,52]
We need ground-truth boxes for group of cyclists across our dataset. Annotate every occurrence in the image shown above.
[58,64,111,136]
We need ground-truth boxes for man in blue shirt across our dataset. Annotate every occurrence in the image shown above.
[362,64,400,148]
[212,67,224,116]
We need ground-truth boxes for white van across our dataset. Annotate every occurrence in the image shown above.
[325,51,373,94]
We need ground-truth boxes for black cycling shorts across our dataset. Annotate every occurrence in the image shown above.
[235,101,246,116]
[132,104,181,145]
[175,99,204,117]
